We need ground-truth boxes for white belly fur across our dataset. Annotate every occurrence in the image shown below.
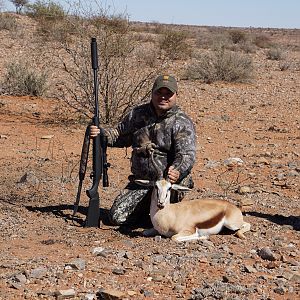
[196,217,225,237]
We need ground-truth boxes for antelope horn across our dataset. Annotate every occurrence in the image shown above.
[174,152,184,171]
[150,149,163,179]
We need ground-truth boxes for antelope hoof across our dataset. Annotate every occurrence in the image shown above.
[235,230,246,239]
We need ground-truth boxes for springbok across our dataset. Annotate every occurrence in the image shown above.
[136,151,250,242]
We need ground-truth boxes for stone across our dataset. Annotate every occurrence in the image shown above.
[41,135,54,139]
[30,267,47,279]
[244,264,257,273]
[112,267,126,275]
[224,157,244,167]
[98,288,125,299]
[257,247,277,261]
[65,258,86,270]
[55,288,76,298]
[237,186,252,194]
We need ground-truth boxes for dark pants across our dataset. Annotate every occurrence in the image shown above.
[109,175,194,227]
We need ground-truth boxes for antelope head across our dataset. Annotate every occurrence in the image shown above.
[135,150,190,209]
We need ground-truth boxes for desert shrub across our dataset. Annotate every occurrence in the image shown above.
[135,44,161,68]
[279,61,290,71]
[53,11,167,125]
[92,14,129,34]
[159,29,191,60]
[2,62,48,96]
[25,0,68,41]
[266,47,285,60]
[0,13,18,31]
[238,40,256,53]
[253,33,272,48]
[184,48,253,83]
[25,0,65,19]
[229,29,247,44]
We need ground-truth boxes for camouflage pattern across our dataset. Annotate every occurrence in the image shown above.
[109,174,194,226]
[105,102,197,225]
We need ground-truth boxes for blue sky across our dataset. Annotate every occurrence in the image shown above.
[3,0,300,29]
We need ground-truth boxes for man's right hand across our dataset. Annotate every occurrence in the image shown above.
[89,125,100,138]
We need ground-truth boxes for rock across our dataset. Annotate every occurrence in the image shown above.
[140,289,154,297]
[266,261,278,269]
[224,157,244,167]
[154,235,162,242]
[127,290,137,296]
[97,288,126,299]
[291,273,300,283]
[124,251,133,259]
[240,198,255,206]
[92,247,112,258]
[237,186,252,194]
[83,293,96,300]
[205,160,220,169]
[55,288,76,298]
[257,247,277,261]
[41,135,54,139]
[244,264,257,273]
[273,286,285,295]
[112,267,126,275]
[65,258,86,270]
[14,273,27,284]
[92,247,105,255]
[30,267,47,279]
[18,172,39,185]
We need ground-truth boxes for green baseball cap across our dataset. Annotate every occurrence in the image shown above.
[152,75,178,94]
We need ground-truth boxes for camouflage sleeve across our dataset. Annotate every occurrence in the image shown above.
[103,110,135,148]
[172,113,196,179]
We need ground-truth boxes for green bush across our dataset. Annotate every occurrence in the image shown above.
[25,0,67,40]
[2,62,48,96]
[185,48,253,83]
[25,0,65,20]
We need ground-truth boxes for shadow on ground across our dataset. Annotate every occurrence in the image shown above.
[25,204,112,227]
[247,211,300,231]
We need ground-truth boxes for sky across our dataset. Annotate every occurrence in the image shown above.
[2,0,300,29]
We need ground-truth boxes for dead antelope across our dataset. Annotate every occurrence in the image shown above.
[136,151,250,242]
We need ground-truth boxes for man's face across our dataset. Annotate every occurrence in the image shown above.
[151,87,177,116]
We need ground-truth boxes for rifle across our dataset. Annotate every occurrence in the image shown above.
[72,37,110,227]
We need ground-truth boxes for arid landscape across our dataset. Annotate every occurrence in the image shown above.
[0,10,299,300]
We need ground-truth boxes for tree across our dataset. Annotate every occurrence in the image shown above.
[10,0,28,14]
[49,5,166,125]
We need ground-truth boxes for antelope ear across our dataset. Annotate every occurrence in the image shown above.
[135,179,154,187]
[171,184,191,191]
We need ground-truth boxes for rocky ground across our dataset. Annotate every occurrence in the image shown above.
[0,15,299,300]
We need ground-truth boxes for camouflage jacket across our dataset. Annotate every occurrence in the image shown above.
[105,102,196,181]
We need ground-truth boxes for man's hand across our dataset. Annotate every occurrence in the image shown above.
[135,142,157,155]
[90,125,100,138]
[168,166,180,184]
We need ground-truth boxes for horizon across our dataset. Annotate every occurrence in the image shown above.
[2,0,300,30]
